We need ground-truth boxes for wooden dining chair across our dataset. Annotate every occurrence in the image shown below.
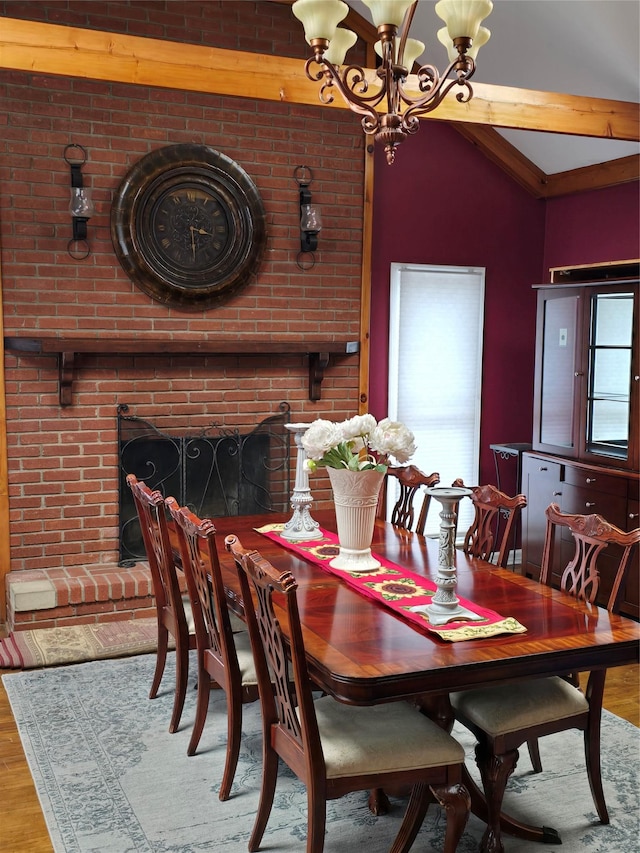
[225,534,470,853]
[382,465,440,534]
[450,502,640,853]
[166,499,260,801]
[126,474,196,734]
[460,483,527,568]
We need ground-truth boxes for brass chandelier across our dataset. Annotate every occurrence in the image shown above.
[292,0,493,164]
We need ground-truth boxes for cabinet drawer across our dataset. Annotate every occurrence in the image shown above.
[563,466,627,498]
[560,485,627,528]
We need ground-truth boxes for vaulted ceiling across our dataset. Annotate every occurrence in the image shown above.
[345,0,640,196]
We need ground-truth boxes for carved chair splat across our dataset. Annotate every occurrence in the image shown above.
[382,465,441,534]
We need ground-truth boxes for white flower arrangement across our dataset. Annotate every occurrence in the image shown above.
[301,414,416,473]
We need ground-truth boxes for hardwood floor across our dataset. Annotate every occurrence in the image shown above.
[0,651,638,852]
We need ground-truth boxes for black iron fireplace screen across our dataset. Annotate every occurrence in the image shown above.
[118,402,291,565]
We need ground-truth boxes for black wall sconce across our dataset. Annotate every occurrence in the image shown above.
[294,165,322,270]
[64,143,95,260]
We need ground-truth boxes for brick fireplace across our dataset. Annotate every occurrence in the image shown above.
[0,1,366,630]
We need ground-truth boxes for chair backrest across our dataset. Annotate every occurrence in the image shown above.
[166,499,239,673]
[462,483,527,568]
[126,474,187,631]
[540,502,640,611]
[226,535,320,779]
[385,465,440,535]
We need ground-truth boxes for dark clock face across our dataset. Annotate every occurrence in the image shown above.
[110,144,267,310]
[147,182,231,273]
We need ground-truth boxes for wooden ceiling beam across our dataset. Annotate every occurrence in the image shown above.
[454,124,640,197]
[1,17,638,143]
[543,154,640,197]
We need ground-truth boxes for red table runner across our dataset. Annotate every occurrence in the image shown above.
[256,524,526,642]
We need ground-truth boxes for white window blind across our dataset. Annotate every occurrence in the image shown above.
[387,263,485,537]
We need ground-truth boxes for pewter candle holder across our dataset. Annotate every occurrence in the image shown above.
[281,423,323,541]
[419,485,484,626]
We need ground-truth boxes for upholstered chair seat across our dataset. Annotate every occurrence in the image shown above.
[451,676,588,736]
[312,698,465,779]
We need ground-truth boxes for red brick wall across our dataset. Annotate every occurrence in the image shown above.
[0,1,365,574]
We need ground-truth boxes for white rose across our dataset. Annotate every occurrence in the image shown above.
[301,419,343,461]
[341,414,377,442]
[370,418,416,464]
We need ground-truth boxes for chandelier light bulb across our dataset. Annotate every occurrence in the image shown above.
[437,24,490,62]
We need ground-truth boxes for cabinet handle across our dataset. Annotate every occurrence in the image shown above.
[574,372,584,377]
[585,477,596,483]
[539,466,547,471]
[553,491,562,496]
[585,502,596,508]
[630,513,639,520]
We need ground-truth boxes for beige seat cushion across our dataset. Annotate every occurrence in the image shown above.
[232,629,258,686]
[313,697,465,779]
[181,595,196,634]
[450,676,589,736]
[228,609,246,634]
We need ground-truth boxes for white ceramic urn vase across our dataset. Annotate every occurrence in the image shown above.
[326,467,385,573]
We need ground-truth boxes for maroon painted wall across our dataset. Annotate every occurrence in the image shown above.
[369,121,546,486]
[543,182,640,271]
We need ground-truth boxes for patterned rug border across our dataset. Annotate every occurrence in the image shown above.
[0,619,168,669]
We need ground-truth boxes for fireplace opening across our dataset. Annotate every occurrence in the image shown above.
[118,402,291,565]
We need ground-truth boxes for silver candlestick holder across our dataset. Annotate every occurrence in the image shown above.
[412,485,483,626]
[281,423,323,541]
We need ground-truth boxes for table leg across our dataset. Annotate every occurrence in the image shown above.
[462,758,561,852]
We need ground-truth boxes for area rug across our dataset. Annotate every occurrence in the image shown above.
[3,654,639,853]
[0,619,168,669]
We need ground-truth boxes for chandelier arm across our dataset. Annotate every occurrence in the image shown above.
[397,1,418,67]
[305,57,389,109]
[400,76,474,129]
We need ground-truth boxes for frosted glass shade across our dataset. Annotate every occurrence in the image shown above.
[323,27,358,64]
[292,0,349,41]
[69,187,94,218]
[301,204,322,233]
[437,24,490,61]
[435,0,493,40]
[374,36,425,69]
[362,0,414,28]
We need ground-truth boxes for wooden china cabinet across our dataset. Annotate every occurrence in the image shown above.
[521,260,640,619]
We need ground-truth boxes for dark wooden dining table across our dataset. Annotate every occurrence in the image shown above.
[184,509,640,848]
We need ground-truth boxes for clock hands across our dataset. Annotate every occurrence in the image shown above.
[190,225,212,260]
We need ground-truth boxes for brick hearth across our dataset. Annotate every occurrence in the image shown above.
[5,564,160,632]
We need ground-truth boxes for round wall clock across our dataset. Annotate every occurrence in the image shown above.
[110,144,267,310]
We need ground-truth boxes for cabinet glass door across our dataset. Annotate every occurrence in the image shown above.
[585,291,634,461]
[539,294,580,449]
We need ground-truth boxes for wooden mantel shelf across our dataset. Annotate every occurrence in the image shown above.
[4,336,360,405]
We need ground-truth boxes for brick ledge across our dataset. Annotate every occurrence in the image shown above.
[5,563,156,632]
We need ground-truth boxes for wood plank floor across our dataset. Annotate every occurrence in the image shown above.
[0,653,638,852]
